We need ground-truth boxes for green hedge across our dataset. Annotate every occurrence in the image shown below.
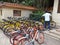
[29,14,41,21]
[29,10,44,21]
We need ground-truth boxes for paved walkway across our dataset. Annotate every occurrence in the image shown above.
[43,34,60,45]
[0,30,11,45]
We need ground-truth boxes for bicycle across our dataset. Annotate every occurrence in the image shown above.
[1,18,21,37]
[10,31,35,45]
[9,30,28,45]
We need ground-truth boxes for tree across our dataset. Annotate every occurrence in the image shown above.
[21,0,49,10]
[0,0,50,10]
[0,0,24,3]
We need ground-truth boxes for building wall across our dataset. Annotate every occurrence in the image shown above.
[0,9,2,21]
[52,0,60,25]
[2,8,13,19]
[1,8,32,20]
[21,10,32,18]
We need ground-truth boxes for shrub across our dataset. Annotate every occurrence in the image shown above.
[29,10,44,21]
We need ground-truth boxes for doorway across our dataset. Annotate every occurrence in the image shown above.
[45,0,54,12]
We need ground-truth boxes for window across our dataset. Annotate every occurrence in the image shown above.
[13,10,21,16]
[57,0,60,13]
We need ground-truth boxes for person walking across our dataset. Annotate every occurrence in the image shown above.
[42,11,51,30]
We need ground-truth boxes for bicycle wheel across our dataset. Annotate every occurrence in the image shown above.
[10,34,23,45]
[10,36,14,44]
[50,21,56,28]
[2,24,9,31]
[10,34,18,44]
[18,37,34,45]
[4,28,14,37]
[16,37,27,45]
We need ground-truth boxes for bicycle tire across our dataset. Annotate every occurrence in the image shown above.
[10,36,14,44]
[10,33,18,44]
[50,21,56,28]
[17,37,27,45]
[18,39,34,45]
[4,28,14,37]
[10,34,26,45]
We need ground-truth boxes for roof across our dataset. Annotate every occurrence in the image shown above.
[0,2,38,10]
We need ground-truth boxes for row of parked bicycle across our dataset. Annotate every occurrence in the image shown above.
[0,17,56,45]
[0,17,43,45]
[0,17,34,35]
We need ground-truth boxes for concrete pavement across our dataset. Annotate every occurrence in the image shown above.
[43,34,60,45]
[0,30,11,45]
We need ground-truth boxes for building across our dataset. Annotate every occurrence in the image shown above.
[0,0,60,26]
[0,2,37,20]
[45,0,60,26]
[52,0,60,26]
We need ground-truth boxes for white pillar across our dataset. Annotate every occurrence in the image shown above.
[52,0,60,25]
[52,0,59,14]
